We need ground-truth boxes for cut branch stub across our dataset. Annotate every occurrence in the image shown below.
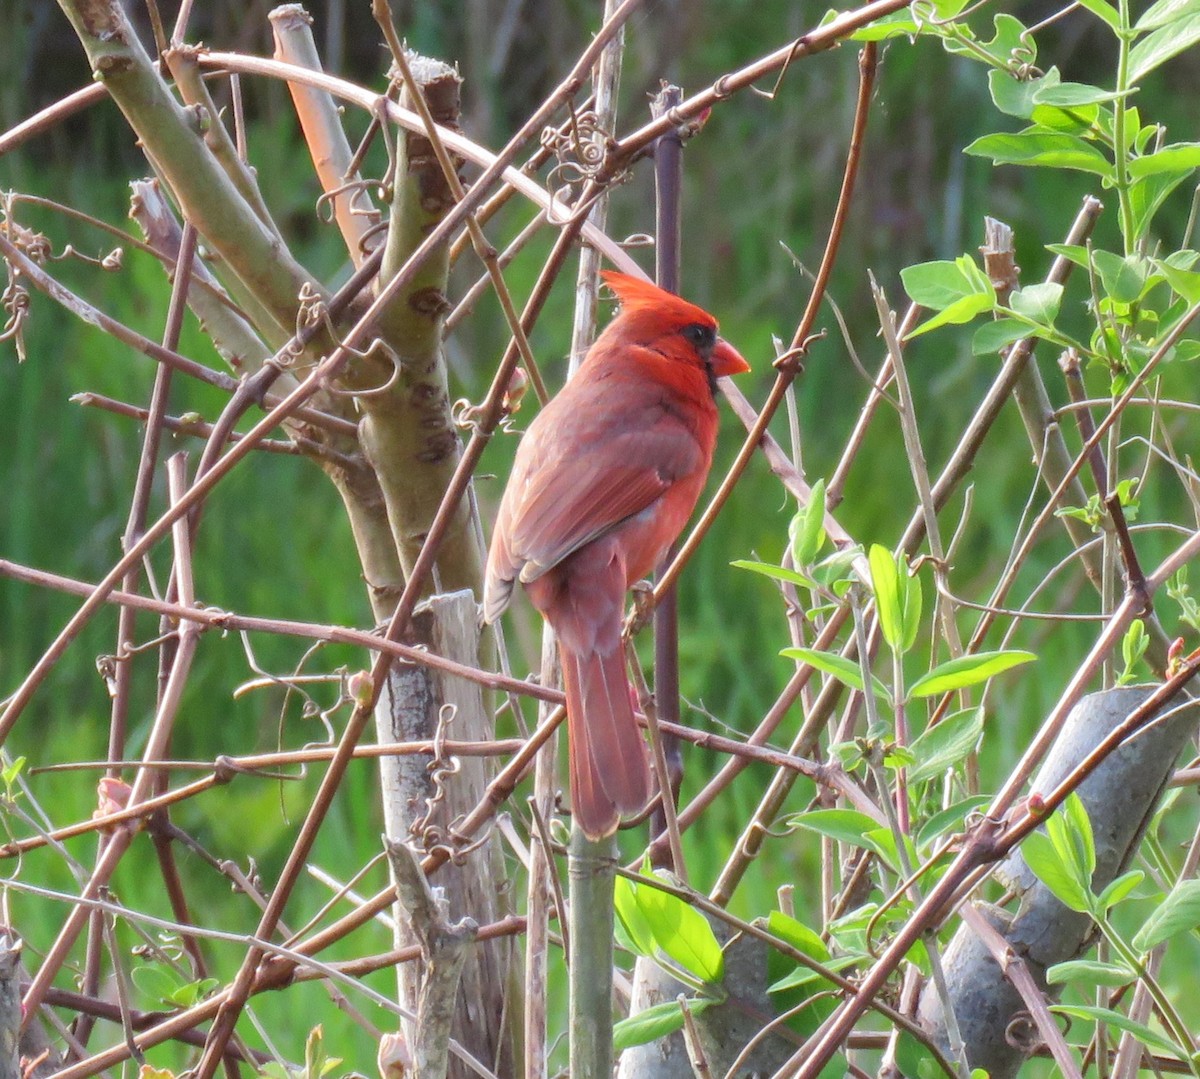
[360,49,482,592]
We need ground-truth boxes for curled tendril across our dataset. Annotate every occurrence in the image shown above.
[0,279,30,360]
[409,703,463,853]
[315,179,382,225]
[540,103,610,177]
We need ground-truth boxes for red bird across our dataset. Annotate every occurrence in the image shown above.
[483,272,749,840]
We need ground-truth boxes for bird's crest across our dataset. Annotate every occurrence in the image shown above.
[600,271,716,327]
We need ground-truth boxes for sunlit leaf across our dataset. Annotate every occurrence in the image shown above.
[965,131,1113,177]
[1128,12,1200,82]
[613,998,718,1050]
[1022,830,1091,912]
[781,647,889,700]
[1133,878,1200,950]
[972,317,1029,355]
[731,560,817,590]
[1052,1005,1183,1058]
[908,708,985,783]
[908,651,1036,697]
[1129,142,1200,178]
[1046,959,1136,987]
[1009,282,1063,325]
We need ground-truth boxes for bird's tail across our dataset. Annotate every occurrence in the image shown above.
[560,643,653,840]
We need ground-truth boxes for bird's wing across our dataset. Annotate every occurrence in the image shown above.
[505,391,703,584]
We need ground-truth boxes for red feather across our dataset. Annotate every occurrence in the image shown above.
[484,274,748,839]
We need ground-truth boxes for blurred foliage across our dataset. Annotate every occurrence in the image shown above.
[2,0,1200,1074]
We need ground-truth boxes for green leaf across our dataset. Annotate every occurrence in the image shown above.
[902,255,995,336]
[1135,0,1200,30]
[768,952,862,993]
[972,317,1029,355]
[1093,250,1153,304]
[1098,869,1145,910]
[613,997,718,1051]
[1046,959,1136,987]
[1058,791,1097,882]
[1128,11,1200,82]
[1022,830,1091,912]
[1051,1004,1183,1058]
[732,560,816,591]
[906,292,997,337]
[765,910,849,993]
[1157,255,1200,302]
[915,795,991,851]
[964,131,1114,177]
[989,68,1059,120]
[908,708,985,784]
[781,647,889,700]
[1132,878,1200,950]
[908,650,1036,697]
[1129,168,1194,238]
[790,479,827,566]
[1075,0,1122,29]
[870,545,903,652]
[1128,142,1200,178]
[845,9,921,40]
[614,875,659,958]
[900,258,986,309]
[1009,282,1063,325]
[788,808,892,865]
[768,911,830,960]
[1046,243,1091,269]
[1033,82,1127,107]
[622,874,725,984]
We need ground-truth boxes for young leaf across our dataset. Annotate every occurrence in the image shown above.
[1075,0,1121,29]
[1128,142,1200,178]
[1051,1005,1183,1058]
[1097,869,1145,910]
[908,650,1036,697]
[732,560,817,591]
[790,480,828,566]
[1033,82,1127,107]
[900,258,986,309]
[1060,791,1097,883]
[628,874,725,984]
[614,875,658,959]
[613,998,718,1051]
[915,795,991,852]
[768,910,830,961]
[1128,12,1200,83]
[870,544,903,652]
[972,317,1028,355]
[788,808,892,865]
[1135,0,1200,31]
[989,67,1059,120]
[1008,282,1064,325]
[1046,958,1136,987]
[1021,830,1091,913]
[908,708,985,784]
[1132,877,1200,951]
[781,647,889,700]
[1093,250,1152,304]
[965,132,1114,177]
[868,545,921,654]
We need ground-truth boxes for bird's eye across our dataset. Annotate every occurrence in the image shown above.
[682,323,716,350]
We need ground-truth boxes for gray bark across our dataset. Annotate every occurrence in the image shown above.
[917,685,1200,1077]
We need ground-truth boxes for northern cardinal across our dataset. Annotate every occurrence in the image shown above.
[483,271,749,839]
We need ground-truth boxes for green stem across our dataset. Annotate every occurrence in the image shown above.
[569,826,616,1078]
[1097,917,1199,1074]
[1113,0,1137,252]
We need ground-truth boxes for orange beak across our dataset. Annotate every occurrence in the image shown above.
[712,337,750,377]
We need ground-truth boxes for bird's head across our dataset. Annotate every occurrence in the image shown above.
[600,271,749,389]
